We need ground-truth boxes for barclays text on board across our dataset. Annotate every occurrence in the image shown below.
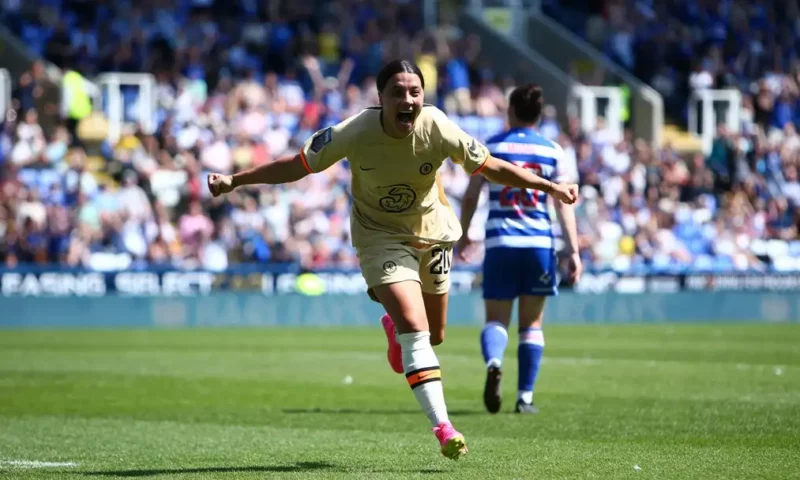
[2,269,800,297]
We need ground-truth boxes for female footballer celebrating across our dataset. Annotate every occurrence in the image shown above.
[208,59,578,460]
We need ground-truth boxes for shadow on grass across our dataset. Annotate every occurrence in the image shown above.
[283,408,483,416]
[77,461,445,477]
[80,461,335,477]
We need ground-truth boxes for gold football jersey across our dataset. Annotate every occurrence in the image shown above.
[299,105,490,249]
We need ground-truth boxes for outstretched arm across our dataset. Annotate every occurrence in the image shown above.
[209,120,352,197]
[433,106,577,204]
[478,156,578,204]
[208,154,310,196]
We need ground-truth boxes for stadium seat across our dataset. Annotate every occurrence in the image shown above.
[772,256,798,272]
[766,239,790,260]
[692,255,715,272]
[714,256,735,271]
[789,241,800,257]
[750,239,769,257]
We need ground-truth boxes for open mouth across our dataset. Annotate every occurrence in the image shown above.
[397,111,414,125]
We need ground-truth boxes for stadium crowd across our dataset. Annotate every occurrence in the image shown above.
[2,0,800,273]
[547,0,800,127]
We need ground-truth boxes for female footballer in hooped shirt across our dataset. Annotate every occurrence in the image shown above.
[208,59,578,460]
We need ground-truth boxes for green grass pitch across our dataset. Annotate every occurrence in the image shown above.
[1,324,799,479]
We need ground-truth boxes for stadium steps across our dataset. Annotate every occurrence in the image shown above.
[661,125,704,154]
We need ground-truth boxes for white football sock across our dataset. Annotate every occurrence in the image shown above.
[397,331,450,427]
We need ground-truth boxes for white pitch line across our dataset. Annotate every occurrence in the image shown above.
[0,460,79,468]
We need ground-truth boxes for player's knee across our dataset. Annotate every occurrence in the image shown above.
[518,296,546,329]
[430,330,445,346]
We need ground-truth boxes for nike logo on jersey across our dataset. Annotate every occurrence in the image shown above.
[434,279,446,285]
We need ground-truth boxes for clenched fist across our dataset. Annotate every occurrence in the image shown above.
[207,173,234,197]
[550,183,579,205]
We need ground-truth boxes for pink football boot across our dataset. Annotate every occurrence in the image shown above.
[432,422,468,460]
[380,314,404,374]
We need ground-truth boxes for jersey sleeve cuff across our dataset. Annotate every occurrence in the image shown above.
[470,158,488,176]
[299,149,314,174]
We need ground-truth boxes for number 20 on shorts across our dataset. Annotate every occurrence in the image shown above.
[430,247,451,275]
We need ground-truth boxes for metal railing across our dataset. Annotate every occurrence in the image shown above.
[688,89,742,155]
[572,85,624,144]
[527,13,664,147]
[93,72,157,144]
[0,69,10,121]
[459,0,664,146]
